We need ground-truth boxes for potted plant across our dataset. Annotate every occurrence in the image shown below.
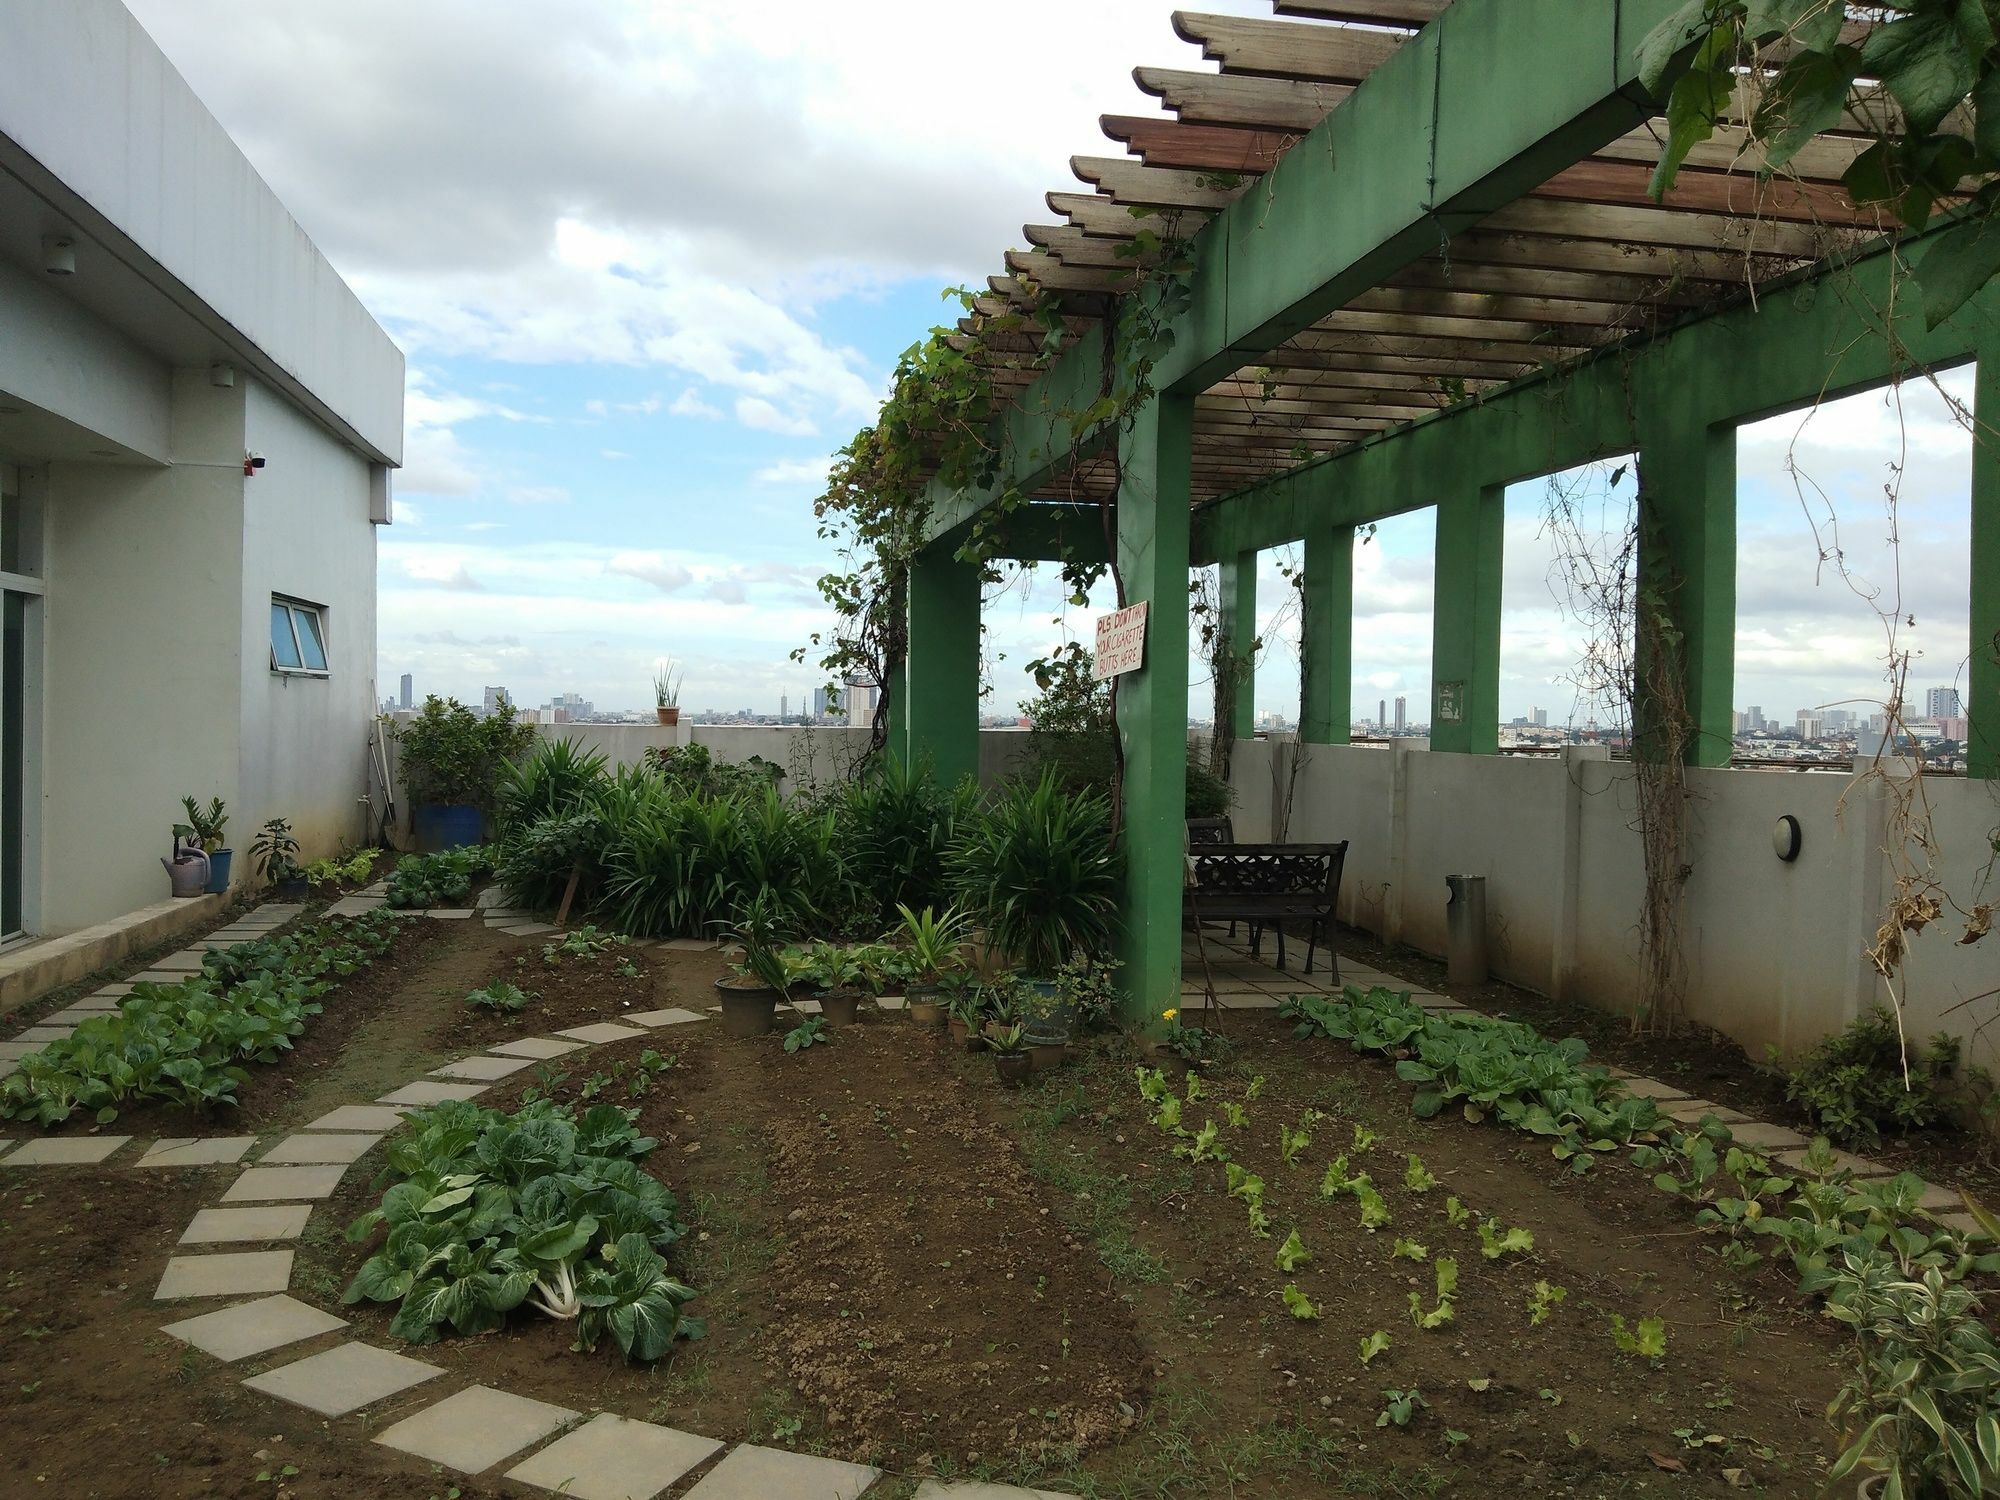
[944,980,985,1050]
[395,694,537,851]
[1021,985,1070,1074]
[1151,1007,1227,1079]
[989,1023,1032,1087]
[894,903,967,1023]
[983,979,1023,1045]
[181,795,231,893]
[802,941,864,1027]
[653,657,683,727]
[251,817,306,899]
[715,899,794,1039]
[162,824,210,898]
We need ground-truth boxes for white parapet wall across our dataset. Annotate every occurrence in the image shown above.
[1231,737,2000,1067]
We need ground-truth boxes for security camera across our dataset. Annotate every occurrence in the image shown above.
[243,451,266,476]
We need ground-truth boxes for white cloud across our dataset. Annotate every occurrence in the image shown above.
[507,484,571,505]
[670,389,724,420]
[607,551,694,594]
[735,396,818,437]
[752,456,834,486]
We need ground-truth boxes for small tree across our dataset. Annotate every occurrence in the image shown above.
[395,695,537,813]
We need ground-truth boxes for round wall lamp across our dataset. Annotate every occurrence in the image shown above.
[1772,814,1803,862]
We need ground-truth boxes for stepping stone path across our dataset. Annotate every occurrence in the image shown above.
[155,1248,295,1300]
[244,1341,443,1417]
[684,1444,880,1500]
[504,1413,722,1499]
[180,1205,313,1244]
[374,1384,579,1474]
[162,1294,347,1361]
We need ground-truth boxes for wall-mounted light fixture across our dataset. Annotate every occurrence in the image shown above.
[41,235,76,276]
[1772,814,1802,862]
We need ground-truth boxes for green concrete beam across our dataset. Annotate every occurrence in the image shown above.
[1115,392,1193,1022]
[990,503,1109,566]
[1974,354,2000,779]
[1429,486,1503,754]
[1301,526,1353,745]
[1636,425,1736,767]
[926,0,1688,546]
[1217,548,1258,742]
[902,547,981,788]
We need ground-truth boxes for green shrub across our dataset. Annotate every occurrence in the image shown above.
[1186,762,1234,819]
[1784,1007,1957,1146]
[644,742,783,800]
[342,1097,700,1359]
[951,770,1121,978]
[0,911,403,1126]
[825,756,975,929]
[386,847,490,909]
[495,738,609,839]
[396,695,537,813]
[1024,648,1235,818]
[466,982,532,1015]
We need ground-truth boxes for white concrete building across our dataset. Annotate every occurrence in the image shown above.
[0,0,401,937]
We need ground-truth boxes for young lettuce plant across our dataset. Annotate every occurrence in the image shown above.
[1276,1228,1311,1272]
[1477,1219,1535,1260]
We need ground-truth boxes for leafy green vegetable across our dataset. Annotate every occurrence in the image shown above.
[1275,1228,1311,1272]
[1278,1123,1311,1166]
[1404,1154,1438,1193]
[1610,1313,1668,1361]
[1281,1283,1319,1320]
[783,1016,828,1053]
[465,981,532,1015]
[1393,1237,1429,1262]
[1528,1280,1567,1327]
[1359,1330,1391,1366]
[1477,1219,1535,1260]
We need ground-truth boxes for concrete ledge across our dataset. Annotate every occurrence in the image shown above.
[0,893,230,1019]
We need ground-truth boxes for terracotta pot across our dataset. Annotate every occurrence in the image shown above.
[1028,1041,1067,1073]
[908,999,944,1026]
[994,1052,1032,1087]
[1147,1044,1193,1080]
[820,991,861,1026]
[657,706,680,726]
[715,978,779,1039]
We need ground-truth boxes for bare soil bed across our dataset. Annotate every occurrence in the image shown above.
[6,913,1871,1498]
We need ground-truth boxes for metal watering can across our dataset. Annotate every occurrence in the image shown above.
[164,836,210,899]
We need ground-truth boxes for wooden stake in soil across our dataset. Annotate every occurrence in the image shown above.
[553,864,582,928]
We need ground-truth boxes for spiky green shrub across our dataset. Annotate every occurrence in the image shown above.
[494,738,609,840]
[951,770,1121,977]
[824,756,976,928]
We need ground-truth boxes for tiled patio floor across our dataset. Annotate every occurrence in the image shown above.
[1179,926,1449,1008]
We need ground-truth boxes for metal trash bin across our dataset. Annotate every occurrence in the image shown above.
[1444,875,1488,987]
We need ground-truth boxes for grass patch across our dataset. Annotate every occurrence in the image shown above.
[1017,1081,1169,1284]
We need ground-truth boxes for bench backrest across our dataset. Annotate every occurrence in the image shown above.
[1189,841,1348,901]
[1186,816,1235,847]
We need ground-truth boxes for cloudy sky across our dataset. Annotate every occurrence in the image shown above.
[128,1,1974,728]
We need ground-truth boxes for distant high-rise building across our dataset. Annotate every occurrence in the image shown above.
[1530,706,1548,727]
[1377,698,1387,730]
[1926,686,1961,720]
[483,686,509,719]
[843,673,879,729]
[780,694,789,720]
[1797,712,1825,740]
[399,673,413,710]
[812,686,832,719]
[1393,695,1407,733]
[1745,705,1764,732]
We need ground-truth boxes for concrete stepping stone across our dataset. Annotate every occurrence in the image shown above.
[373,1384,578,1473]
[180,1204,313,1244]
[0,1139,14,1159]
[499,922,559,937]
[480,908,530,920]
[554,1022,649,1045]
[149,951,208,971]
[138,1136,256,1168]
[504,1413,722,1500]
[1618,1075,1694,1101]
[243,1341,443,1417]
[261,1132,383,1165]
[5,1135,130,1165]
[155,1248,294,1300]
[0,1041,46,1059]
[490,1037,582,1060]
[379,1081,487,1107]
[1414,995,1471,1010]
[683,1443,879,1500]
[1913,1181,1966,1214]
[42,1006,112,1025]
[91,982,138,995]
[1219,993,1282,1010]
[129,970,190,983]
[1938,1211,1995,1241]
[14,1026,73,1043]
[222,1165,347,1202]
[1775,1145,1894,1179]
[0,1060,16,1080]
[430,1055,533,1082]
[914,1484,1074,1500]
[68,997,122,1011]
[304,1104,410,1132]
[1726,1121,1811,1152]
[162,1293,346,1361]
[423,908,476,920]
[1660,1099,1753,1125]
[627,1008,706,1027]
[325,898,383,917]
[660,938,714,951]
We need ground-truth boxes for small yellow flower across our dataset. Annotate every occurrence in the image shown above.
[1162,1007,1179,1022]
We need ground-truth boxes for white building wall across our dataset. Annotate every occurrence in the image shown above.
[237,379,378,865]
[1261,743,2000,1068]
[38,369,245,930]
[0,257,170,461]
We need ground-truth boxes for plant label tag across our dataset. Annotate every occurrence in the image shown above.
[1094,602,1148,680]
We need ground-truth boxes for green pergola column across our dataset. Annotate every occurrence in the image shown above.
[901,545,981,788]
[1971,356,2000,780]
[1216,549,1258,742]
[1637,425,1737,767]
[1116,392,1194,1022]
[1429,486,1503,754]
[1302,524,1355,743]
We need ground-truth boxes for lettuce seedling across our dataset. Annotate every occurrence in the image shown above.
[1276,1228,1311,1272]
[1393,1237,1429,1262]
[1477,1219,1535,1259]
[1278,1124,1311,1166]
[1528,1280,1567,1326]
[1404,1154,1438,1193]
[1281,1283,1320,1320]
[1359,1330,1391,1365]
[1610,1313,1667,1360]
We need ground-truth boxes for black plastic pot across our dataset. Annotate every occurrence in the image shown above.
[819,991,861,1026]
[994,1052,1032,1087]
[716,978,781,1039]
